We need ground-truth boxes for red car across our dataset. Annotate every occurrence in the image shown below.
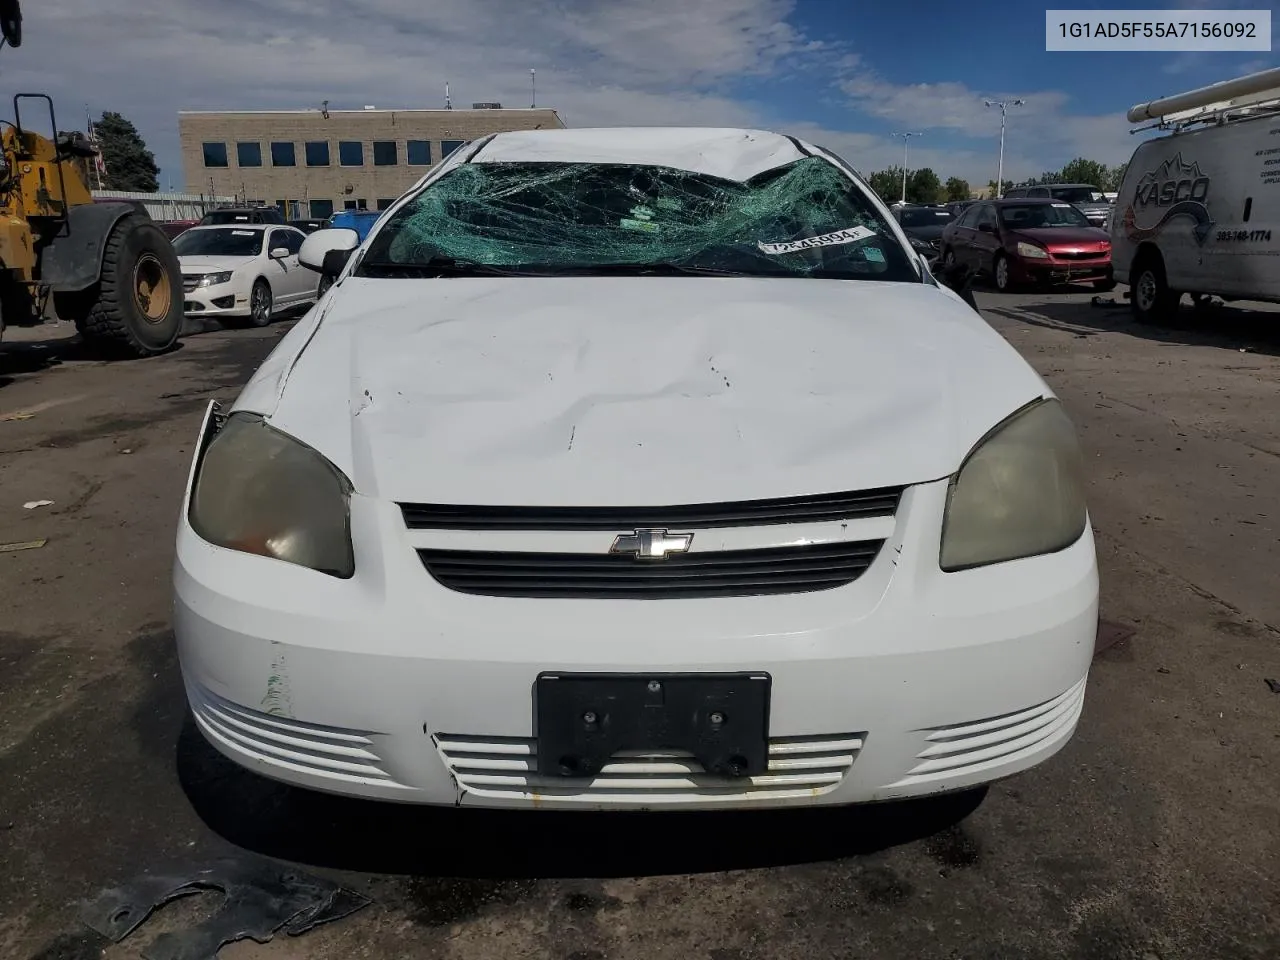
[939,197,1113,292]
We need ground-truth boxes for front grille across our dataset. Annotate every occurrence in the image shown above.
[182,274,201,293]
[436,732,865,805]
[400,487,903,531]
[887,677,1086,789]
[418,540,883,599]
[1054,250,1107,261]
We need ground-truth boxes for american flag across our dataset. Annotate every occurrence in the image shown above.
[86,109,106,180]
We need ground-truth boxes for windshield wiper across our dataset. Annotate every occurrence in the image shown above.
[357,258,530,278]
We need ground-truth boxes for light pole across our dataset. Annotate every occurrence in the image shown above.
[890,132,922,203]
[983,98,1024,198]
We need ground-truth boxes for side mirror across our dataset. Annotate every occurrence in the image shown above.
[269,246,290,260]
[298,227,360,273]
[977,222,995,234]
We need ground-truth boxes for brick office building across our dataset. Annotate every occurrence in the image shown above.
[178,105,566,220]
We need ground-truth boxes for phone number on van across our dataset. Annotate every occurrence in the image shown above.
[1215,229,1272,243]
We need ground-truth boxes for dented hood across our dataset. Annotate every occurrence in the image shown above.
[236,277,1049,505]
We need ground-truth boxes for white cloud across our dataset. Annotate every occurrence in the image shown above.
[4,0,1150,191]
[12,0,825,186]
[834,62,1138,182]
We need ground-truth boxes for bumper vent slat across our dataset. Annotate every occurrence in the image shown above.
[188,683,406,788]
[887,678,1088,788]
[399,487,903,531]
[418,540,884,599]
[437,733,865,805]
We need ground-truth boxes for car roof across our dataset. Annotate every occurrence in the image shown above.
[472,127,812,181]
[992,197,1058,205]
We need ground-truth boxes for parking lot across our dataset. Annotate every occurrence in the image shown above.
[1,289,1278,960]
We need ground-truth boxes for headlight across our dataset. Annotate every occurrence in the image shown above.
[1015,241,1049,259]
[189,412,354,578]
[197,271,234,287]
[940,399,1087,572]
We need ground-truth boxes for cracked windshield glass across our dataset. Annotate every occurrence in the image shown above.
[361,157,918,280]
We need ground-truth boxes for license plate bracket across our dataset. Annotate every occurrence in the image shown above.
[535,672,771,779]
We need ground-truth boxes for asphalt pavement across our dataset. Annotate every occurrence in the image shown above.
[1,289,1277,960]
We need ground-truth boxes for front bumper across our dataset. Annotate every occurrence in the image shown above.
[183,281,250,317]
[1012,256,1112,286]
[174,414,1098,810]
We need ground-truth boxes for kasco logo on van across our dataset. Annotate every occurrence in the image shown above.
[1122,152,1215,246]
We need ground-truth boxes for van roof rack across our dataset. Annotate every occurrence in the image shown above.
[1128,66,1280,131]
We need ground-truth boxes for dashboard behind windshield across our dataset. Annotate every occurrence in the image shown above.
[898,208,954,228]
[1048,187,1104,204]
[173,228,264,257]
[999,203,1091,228]
[359,157,919,282]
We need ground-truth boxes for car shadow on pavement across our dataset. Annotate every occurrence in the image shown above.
[174,718,987,880]
[0,332,188,386]
[982,295,1280,357]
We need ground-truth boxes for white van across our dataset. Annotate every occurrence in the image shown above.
[1111,67,1280,322]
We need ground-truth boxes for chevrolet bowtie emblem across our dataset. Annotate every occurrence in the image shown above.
[609,528,694,560]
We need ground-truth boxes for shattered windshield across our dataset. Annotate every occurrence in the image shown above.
[358,157,918,281]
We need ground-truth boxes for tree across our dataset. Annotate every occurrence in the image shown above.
[867,166,904,203]
[906,167,942,204]
[1058,157,1108,188]
[944,177,971,202]
[1105,162,1128,191]
[987,179,1013,198]
[94,111,158,192]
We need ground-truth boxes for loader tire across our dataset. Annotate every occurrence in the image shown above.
[74,215,183,357]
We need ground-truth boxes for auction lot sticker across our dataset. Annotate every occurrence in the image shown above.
[1045,9,1271,51]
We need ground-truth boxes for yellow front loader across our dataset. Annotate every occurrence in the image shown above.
[0,2,183,357]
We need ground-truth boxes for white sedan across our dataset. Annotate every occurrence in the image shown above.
[175,225,318,326]
[174,127,1097,810]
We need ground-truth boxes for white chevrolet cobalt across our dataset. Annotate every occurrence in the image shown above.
[175,224,318,326]
[174,128,1097,810]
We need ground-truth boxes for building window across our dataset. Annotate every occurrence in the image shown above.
[202,142,228,167]
[373,141,398,166]
[375,198,396,210]
[305,141,330,166]
[274,199,287,215]
[236,142,262,167]
[271,142,296,166]
[339,141,364,166]
[406,140,431,165]
[309,198,334,219]
[441,139,465,158]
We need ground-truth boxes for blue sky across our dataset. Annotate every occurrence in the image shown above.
[6,0,1275,190]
